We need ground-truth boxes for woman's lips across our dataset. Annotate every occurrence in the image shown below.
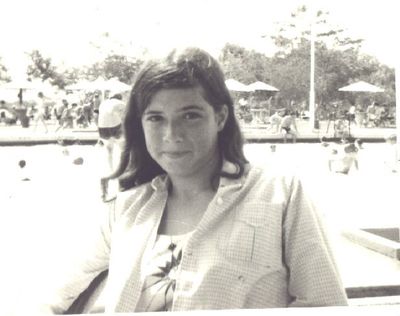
[163,151,189,158]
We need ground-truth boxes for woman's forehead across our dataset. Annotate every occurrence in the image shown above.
[145,86,210,111]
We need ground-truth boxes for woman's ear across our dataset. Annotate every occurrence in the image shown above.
[216,104,229,131]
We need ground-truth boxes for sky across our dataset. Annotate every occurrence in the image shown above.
[1,0,399,80]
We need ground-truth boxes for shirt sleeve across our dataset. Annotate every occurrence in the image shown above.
[282,175,348,307]
[29,198,117,314]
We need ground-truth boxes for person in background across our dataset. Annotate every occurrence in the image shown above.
[279,110,298,143]
[354,138,364,150]
[54,99,69,132]
[58,103,76,130]
[17,88,23,105]
[328,143,359,175]
[334,117,347,140]
[346,103,356,127]
[31,47,347,314]
[366,101,377,127]
[97,92,126,201]
[383,134,399,173]
[268,109,283,134]
[92,92,102,126]
[354,103,365,127]
[82,102,93,127]
[0,100,6,124]
[33,92,49,133]
[75,103,89,128]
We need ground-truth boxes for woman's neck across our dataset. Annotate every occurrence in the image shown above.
[168,157,220,200]
[169,177,216,200]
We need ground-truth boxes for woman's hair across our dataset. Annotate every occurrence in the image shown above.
[109,47,248,191]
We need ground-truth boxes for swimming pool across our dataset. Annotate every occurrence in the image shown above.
[1,142,398,224]
[0,142,398,313]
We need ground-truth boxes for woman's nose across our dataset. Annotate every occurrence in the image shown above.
[163,121,183,143]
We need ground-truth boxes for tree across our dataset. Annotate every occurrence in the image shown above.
[27,50,57,81]
[61,67,83,87]
[269,37,311,105]
[84,54,144,83]
[266,5,398,113]
[26,50,67,88]
[216,5,395,118]
[219,43,273,85]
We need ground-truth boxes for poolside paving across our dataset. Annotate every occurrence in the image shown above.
[0,119,396,145]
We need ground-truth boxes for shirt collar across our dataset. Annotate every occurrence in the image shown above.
[150,160,246,191]
[219,160,247,188]
[150,173,169,191]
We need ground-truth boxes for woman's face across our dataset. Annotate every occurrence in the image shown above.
[141,87,227,179]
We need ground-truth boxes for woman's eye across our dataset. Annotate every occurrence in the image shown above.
[146,115,163,122]
[183,112,201,120]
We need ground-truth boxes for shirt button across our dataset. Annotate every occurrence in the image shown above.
[216,197,224,205]
[187,251,193,256]
[238,275,245,282]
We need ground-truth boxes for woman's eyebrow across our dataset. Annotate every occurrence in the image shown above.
[179,105,205,112]
[143,105,205,115]
[143,109,162,115]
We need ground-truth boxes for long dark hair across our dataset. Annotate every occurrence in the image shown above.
[109,47,247,191]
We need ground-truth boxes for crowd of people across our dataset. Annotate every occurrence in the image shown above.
[234,97,396,144]
[320,134,399,175]
[29,91,99,132]
[0,90,125,132]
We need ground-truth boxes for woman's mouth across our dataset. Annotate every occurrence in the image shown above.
[163,151,189,159]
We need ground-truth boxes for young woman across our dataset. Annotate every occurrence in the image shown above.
[35,47,347,314]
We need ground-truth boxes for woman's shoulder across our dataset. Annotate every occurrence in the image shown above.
[231,163,308,211]
[114,181,155,215]
[248,161,296,179]
[246,163,299,193]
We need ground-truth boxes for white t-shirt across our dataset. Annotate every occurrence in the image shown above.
[135,233,192,312]
[98,98,125,128]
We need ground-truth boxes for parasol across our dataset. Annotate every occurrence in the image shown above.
[225,79,253,92]
[248,81,279,91]
[0,79,58,104]
[65,77,131,93]
[65,79,93,91]
[338,81,384,93]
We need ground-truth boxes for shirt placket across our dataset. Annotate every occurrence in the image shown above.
[116,187,168,312]
[171,181,244,310]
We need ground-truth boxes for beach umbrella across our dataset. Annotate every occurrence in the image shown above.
[0,89,20,103]
[67,77,131,94]
[0,79,58,104]
[0,78,56,92]
[338,81,384,93]
[104,77,131,92]
[248,81,279,91]
[90,76,108,90]
[0,79,36,90]
[66,77,108,92]
[337,80,384,137]
[225,79,253,92]
[65,79,93,91]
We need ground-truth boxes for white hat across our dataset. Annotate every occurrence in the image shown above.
[98,98,125,128]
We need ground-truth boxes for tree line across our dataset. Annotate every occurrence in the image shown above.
[0,5,395,112]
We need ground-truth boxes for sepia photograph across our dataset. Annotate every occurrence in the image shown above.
[0,0,399,315]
